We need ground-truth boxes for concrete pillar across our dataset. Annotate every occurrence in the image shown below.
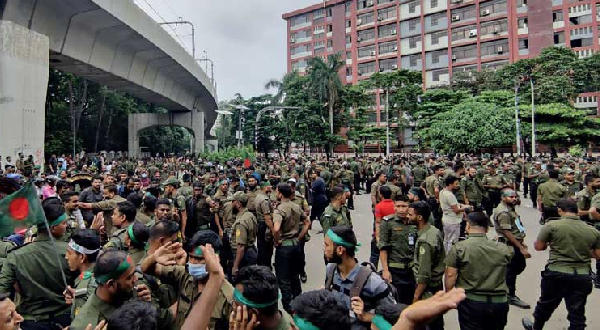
[195,110,205,153]
[0,21,49,167]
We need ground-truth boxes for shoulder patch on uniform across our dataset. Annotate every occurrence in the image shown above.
[383,215,393,221]
[419,246,426,255]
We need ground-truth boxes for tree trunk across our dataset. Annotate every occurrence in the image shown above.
[93,92,106,152]
[104,103,115,150]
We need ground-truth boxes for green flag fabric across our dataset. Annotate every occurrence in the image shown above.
[0,183,45,238]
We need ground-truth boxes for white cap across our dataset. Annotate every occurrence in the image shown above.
[288,178,297,183]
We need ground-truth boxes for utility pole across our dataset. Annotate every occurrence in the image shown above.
[514,82,521,156]
[531,79,536,156]
[159,20,196,60]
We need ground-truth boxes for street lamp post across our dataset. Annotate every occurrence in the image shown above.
[254,106,301,151]
[385,87,390,157]
[514,82,521,156]
[159,20,196,60]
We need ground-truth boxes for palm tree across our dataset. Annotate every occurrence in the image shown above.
[264,71,299,105]
[306,53,344,135]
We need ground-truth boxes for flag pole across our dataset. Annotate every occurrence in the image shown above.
[42,214,69,289]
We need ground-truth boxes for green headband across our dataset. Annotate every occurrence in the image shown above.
[502,191,517,197]
[95,255,133,284]
[292,315,320,330]
[233,289,280,309]
[191,246,203,257]
[372,315,393,330]
[327,229,361,251]
[50,213,67,227]
[127,224,139,245]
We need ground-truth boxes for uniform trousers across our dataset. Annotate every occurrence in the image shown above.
[507,242,526,296]
[523,177,530,197]
[457,298,508,330]
[256,221,273,270]
[370,237,380,268]
[530,182,539,208]
[354,174,362,193]
[532,271,593,330]
[390,267,416,305]
[21,314,71,330]
[275,244,303,313]
[425,284,445,330]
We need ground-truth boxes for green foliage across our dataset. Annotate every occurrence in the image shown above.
[198,146,254,163]
[569,145,585,158]
[428,102,515,153]
[138,126,192,156]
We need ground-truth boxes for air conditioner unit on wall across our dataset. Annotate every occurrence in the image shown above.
[450,0,462,4]
[393,46,398,51]
[357,37,363,42]
[391,64,398,69]
[370,50,377,56]
[357,19,363,25]
[452,54,457,61]
[497,46,504,54]
[451,15,461,22]
[493,26,500,34]
[481,9,491,16]
[469,30,477,38]
[391,29,397,35]
[291,38,296,43]
[367,0,374,7]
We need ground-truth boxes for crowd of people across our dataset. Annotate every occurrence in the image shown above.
[1,152,600,330]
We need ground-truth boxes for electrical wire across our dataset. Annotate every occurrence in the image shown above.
[137,0,191,54]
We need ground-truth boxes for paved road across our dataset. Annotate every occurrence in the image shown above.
[299,192,600,329]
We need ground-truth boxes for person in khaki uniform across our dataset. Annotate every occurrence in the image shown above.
[407,201,445,330]
[561,169,583,197]
[523,198,600,330]
[370,171,388,208]
[230,191,258,277]
[379,195,418,305]
[385,174,402,201]
[272,184,310,313]
[79,184,126,234]
[445,212,512,330]
[245,176,259,216]
[142,230,233,330]
[536,169,568,224]
[482,165,508,215]
[289,178,311,283]
[492,188,531,309]
[163,178,188,240]
[255,182,274,270]
[321,187,351,234]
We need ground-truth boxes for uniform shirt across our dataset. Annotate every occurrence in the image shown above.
[159,265,233,329]
[445,233,512,296]
[425,175,441,198]
[462,176,482,204]
[70,292,119,330]
[103,227,128,250]
[193,196,212,230]
[439,189,462,225]
[321,204,351,234]
[589,193,600,229]
[493,202,525,241]
[91,195,127,234]
[576,188,595,222]
[481,174,507,191]
[72,271,97,319]
[561,180,583,197]
[378,215,417,265]
[273,200,304,241]
[326,262,395,329]
[537,178,568,207]
[136,210,153,225]
[370,181,383,205]
[255,192,272,223]
[231,208,258,251]
[537,215,600,273]
[413,224,446,289]
[384,182,401,200]
[413,166,427,184]
[178,185,193,199]
[0,235,76,320]
[246,189,258,214]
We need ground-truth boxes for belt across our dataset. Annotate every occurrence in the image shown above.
[389,262,411,270]
[198,224,209,230]
[466,293,508,303]
[547,265,590,275]
[22,312,70,323]
[280,239,298,246]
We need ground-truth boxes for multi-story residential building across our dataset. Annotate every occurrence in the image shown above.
[283,0,600,151]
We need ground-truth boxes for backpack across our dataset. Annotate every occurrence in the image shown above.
[325,262,399,302]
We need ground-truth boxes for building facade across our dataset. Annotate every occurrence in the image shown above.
[283,0,600,150]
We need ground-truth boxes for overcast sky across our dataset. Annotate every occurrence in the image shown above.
[134,0,318,101]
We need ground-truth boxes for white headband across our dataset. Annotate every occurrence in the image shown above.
[68,240,100,255]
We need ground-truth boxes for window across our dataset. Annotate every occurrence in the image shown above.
[346,2,352,13]
[326,8,333,17]
[346,51,352,58]
[358,61,376,75]
[409,36,421,48]
[315,32,325,39]
[346,67,353,76]
[517,18,528,28]
[379,41,398,54]
[314,40,325,49]
[346,35,352,43]
[431,15,439,26]
[518,38,529,49]
[409,20,418,31]
[358,12,375,25]
[409,1,418,13]
[378,7,397,21]
[378,24,397,38]
[432,52,440,63]
[554,31,565,44]
[358,45,377,58]
[347,20,352,28]
[358,28,376,42]
[431,0,438,8]
[327,39,333,47]
[410,55,418,67]
[328,25,333,32]
[431,32,444,44]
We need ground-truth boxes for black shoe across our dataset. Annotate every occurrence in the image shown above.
[539,218,545,225]
[595,281,600,289]
[510,296,531,309]
[348,206,355,210]
[522,317,534,330]
[300,272,307,283]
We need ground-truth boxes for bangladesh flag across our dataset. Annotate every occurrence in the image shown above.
[0,183,45,238]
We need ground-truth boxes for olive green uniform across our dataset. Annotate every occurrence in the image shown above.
[576,188,596,223]
[561,180,583,197]
[412,166,427,186]
[492,202,526,298]
[425,175,441,199]
[0,235,76,324]
[72,271,97,319]
[413,224,446,298]
[446,233,512,329]
[91,195,127,234]
[384,182,401,200]
[321,204,351,234]
[378,215,417,304]
[532,215,600,328]
[159,265,234,329]
[537,178,568,208]
[231,208,258,267]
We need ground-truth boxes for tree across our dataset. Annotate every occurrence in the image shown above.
[428,101,515,153]
[306,53,345,155]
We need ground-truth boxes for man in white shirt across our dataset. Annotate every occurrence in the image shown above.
[440,175,471,253]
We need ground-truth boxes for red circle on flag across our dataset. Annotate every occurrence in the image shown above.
[9,198,29,221]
